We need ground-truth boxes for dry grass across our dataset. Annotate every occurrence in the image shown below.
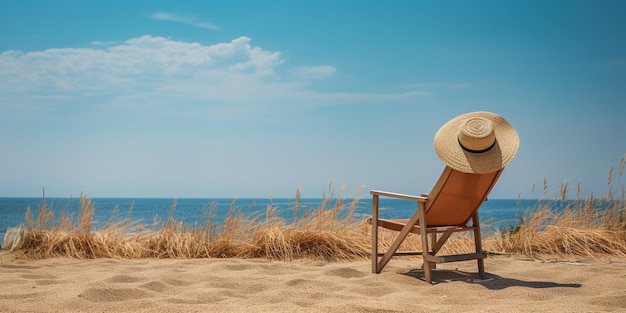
[10,155,626,261]
[14,186,375,261]
[496,154,626,258]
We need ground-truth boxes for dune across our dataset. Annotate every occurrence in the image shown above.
[1,251,624,312]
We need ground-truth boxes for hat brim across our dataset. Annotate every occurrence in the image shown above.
[433,111,519,174]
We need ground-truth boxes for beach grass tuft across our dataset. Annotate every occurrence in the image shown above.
[495,154,626,258]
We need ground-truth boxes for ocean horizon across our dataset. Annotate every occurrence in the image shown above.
[0,197,573,241]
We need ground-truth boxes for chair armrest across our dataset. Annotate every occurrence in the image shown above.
[370,190,427,202]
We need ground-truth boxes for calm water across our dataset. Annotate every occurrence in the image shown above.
[0,197,550,241]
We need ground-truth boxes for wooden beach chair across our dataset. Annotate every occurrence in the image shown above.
[369,166,503,284]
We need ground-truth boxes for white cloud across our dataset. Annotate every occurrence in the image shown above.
[0,36,278,93]
[151,12,220,30]
[0,35,428,118]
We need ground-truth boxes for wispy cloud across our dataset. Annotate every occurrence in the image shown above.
[0,35,427,120]
[151,12,220,30]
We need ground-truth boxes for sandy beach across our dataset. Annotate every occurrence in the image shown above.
[0,251,624,312]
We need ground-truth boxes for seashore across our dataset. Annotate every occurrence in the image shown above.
[1,250,625,312]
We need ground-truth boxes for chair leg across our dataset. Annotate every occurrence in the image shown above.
[372,226,379,273]
[472,212,485,279]
[371,195,379,273]
[429,233,437,269]
[418,203,432,283]
[422,240,432,283]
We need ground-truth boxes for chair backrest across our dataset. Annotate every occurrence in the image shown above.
[424,166,503,227]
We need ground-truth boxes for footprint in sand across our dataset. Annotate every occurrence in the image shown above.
[284,278,329,291]
[285,278,313,286]
[105,274,145,284]
[324,267,367,279]
[223,263,254,271]
[79,287,154,303]
[162,278,190,287]
[140,281,169,293]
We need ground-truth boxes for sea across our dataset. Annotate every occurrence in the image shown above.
[0,197,557,242]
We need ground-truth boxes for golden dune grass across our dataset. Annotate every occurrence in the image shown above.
[10,155,626,261]
[14,186,375,261]
[497,154,626,258]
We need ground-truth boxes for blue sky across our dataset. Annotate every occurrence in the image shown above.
[0,1,624,199]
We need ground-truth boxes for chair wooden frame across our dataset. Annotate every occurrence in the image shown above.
[369,166,503,283]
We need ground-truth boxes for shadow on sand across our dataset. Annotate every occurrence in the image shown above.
[401,269,582,289]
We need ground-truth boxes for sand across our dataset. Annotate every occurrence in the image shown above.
[0,251,625,313]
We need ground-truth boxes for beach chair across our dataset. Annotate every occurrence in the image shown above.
[369,111,519,284]
[369,166,503,283]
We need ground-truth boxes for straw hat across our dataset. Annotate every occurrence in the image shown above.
[433,111,519,174]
